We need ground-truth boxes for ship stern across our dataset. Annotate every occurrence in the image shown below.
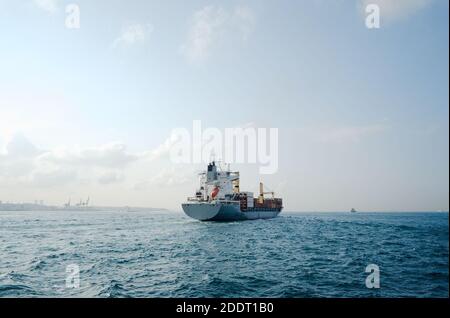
[182,202,222,221]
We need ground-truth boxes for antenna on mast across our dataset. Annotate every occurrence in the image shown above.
[210,150,216,163]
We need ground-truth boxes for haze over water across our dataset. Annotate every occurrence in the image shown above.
[0,210,448,297]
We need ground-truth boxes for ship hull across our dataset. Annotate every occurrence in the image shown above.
[182,202,281,221]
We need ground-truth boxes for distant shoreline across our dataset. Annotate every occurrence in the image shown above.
[0,204,168,212]
[0,204,447,214]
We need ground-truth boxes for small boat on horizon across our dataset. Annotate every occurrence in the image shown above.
[351,208,357,213]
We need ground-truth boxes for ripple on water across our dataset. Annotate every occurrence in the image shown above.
[0,211,448,297]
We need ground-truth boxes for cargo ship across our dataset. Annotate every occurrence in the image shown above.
[182,161,283,221]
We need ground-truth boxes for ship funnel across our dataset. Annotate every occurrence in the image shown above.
[206,161,218,182]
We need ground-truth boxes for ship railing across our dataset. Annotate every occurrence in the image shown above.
[213,199,240,204]
[187,197,241,204]
[187,197,204,202]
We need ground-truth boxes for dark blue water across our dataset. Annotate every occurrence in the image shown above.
[0,211,448,298]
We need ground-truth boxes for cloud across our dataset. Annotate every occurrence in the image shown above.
[0,136,138,188]
[112,23,154,48]
[39,142,138,169]
[182,6,228,61]
[357,0,433,23]
[33,0,59,14]
[182,5,255,62]
[3,133,40,158]
[0,133,41,178]
[0,158,35,179]
[233,6,256,40]
[135,167,192,189]
[0,132,197,191]
[31,168,77,187]
[98,171,125,185]
[151,167,190,186]
[143,131,183,161]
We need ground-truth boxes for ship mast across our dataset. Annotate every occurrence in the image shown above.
[258,182,275,203]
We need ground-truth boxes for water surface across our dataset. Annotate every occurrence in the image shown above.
[0,211,448,297]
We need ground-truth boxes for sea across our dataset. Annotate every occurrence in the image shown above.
[0,210,448,298]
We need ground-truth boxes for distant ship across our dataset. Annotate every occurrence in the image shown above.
[182,161,283,221]
[351,208,357,213]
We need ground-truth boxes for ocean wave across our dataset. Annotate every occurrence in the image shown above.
[0,284,37,297]
[0,210,448,297]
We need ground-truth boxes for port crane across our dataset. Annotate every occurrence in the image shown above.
[258,182,275,203]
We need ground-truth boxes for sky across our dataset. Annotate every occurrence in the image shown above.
[0,0,448,211]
